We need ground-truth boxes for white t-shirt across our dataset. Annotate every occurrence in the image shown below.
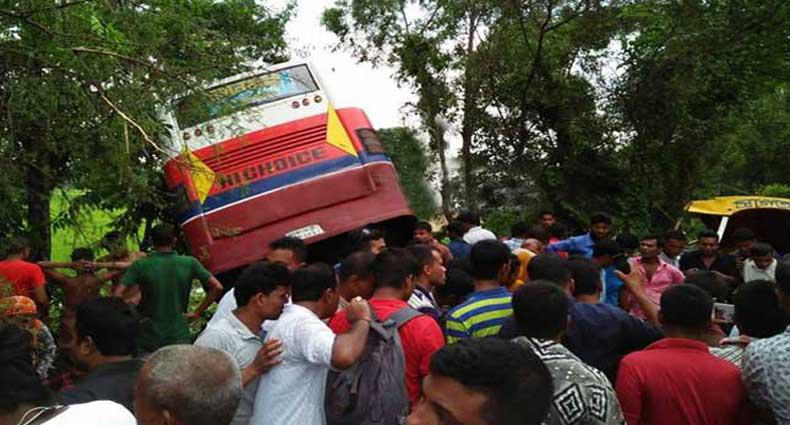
[252,304,335,425]
[37,401,136,425]
[463,226,497,245]
[743,259,777,282]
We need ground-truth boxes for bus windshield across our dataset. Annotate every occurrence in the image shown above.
[173,64,319,129]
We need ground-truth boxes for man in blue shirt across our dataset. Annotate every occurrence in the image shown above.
[565,258,662,382]
[547,213,612,258]
[591,239,626,307]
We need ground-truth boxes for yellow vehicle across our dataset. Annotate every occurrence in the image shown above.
[685,196,790,252]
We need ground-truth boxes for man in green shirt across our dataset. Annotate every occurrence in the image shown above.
[113,224,223,352]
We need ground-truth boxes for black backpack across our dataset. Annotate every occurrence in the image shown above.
[325,306,422,425]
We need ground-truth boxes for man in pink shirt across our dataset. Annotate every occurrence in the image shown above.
[624,235,684,319]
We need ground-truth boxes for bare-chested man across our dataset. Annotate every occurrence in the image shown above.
[38,248,121,348]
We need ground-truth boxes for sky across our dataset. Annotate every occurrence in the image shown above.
[269,0,417,130]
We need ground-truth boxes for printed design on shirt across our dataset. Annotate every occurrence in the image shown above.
[554,384,585,424]
[531,339,570,361]
[588,385,609,421]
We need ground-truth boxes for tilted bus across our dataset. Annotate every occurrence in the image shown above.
[160,61,415,276]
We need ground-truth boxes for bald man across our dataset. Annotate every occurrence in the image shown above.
[134,345,242,425]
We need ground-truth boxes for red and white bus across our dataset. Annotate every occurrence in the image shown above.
[161,61,414,274]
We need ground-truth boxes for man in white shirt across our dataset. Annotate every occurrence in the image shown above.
[195,262,290,425]
[743,242,777,282]
[659,230,686,268]
[457,211,496,245]
[253,264,372,425]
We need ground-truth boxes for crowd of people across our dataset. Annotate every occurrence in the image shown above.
[1,210,789,425]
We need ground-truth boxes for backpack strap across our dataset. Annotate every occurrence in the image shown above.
[389,306,423,329]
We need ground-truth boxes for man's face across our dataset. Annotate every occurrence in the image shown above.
[265,249,301,271]
[662,238,686,258]
[414,229,433,244]
[753,255,774,270]
[590,223,611,240]
[67,335,95,371]
[540,214,555,228]
[258,285,290,319]
[369,238,387,255]
[640,239,660,259]
[407,374,491,425]
[699,237,719,257]
[427,251,447,287]
[736,240,755,253]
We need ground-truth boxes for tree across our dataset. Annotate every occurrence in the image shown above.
[378,127,437,218]
[322,0,496,214]
[0,0,291,258]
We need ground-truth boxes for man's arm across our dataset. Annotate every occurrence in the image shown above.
[546,237,574,254]
[39,267,72,287]
[444,314,471,344]
[113,283,141,304]
[616,270,660,326]
[330,298,372,369]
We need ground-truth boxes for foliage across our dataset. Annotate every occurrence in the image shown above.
[0,0,291,258]
[378,127,437,218]
[758,184,790,200]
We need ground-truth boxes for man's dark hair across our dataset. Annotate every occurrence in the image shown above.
[469,240,511,280]
[775,260,790,295]
[663,230,686,244]
[590,212,612,226]
[750,242,773,258]
[447,221,466,239]
[527,254,571,286]
[698,229,719,241]
[372,248,420,290]
[592,239,622,258]
[429,338,553,425]
[234,262,291,306]
[566,258,601,296]
[338,251,376,282]
[438,260,475,302]
[525,225,549,244]
[268,237,308,264]
[415,221,433,233]
[291,263,336,303]
[616,233,639,252]
[547,222,566,240]
[733,280,789,338]
[732,227,756,243]
[640,234,660,243]
[660,284,713,331]
[407,244,439,272]
[76,298,139,356]
[538,210,554,219]
[510,222,530,239]
[151,224,177,247]
[0,324,51,414]
[71,247,94,262]
[6,237,31,256]
[683,270,729,301]
[456,211,481,226]
[513,282,570,339]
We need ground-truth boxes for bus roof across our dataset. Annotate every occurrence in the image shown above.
[685,196,790,216]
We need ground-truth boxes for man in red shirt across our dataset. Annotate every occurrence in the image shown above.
[616,284,751,425]
[0,237,48,314]
[329,248,445,405]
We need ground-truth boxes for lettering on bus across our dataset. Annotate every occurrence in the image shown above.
[217,146,328,190]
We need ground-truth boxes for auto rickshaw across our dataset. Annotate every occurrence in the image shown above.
[684,196,790,254]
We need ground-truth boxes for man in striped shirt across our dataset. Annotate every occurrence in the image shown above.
[445,240,513,343]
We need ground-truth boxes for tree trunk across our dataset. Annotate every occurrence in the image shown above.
[24,161,53,261]
[431,117,452,219]
[461,12,479,209]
